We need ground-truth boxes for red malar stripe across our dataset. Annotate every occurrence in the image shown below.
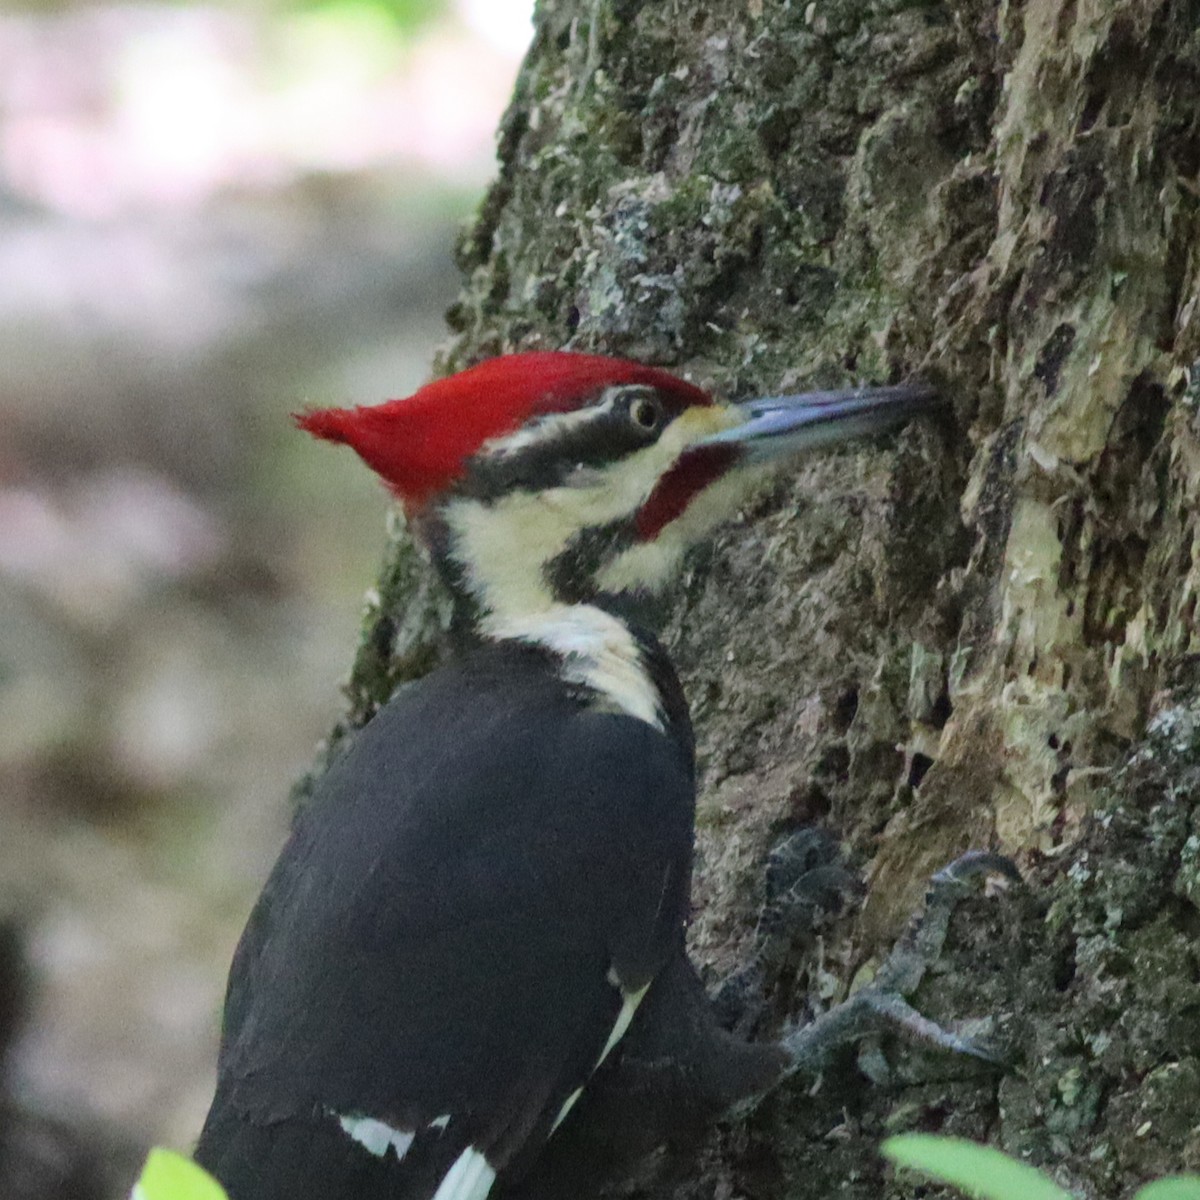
[636,444,739,541]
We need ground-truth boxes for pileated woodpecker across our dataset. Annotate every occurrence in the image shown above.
[195,353,994,1200]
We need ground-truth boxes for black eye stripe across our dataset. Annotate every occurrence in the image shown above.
[461,388,672,501]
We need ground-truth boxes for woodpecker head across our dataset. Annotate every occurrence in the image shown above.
[297,352,935,628]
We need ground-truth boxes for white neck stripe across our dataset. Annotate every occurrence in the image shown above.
[482,604,664,731]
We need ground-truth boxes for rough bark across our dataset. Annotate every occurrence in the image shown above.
[310,1,1200,1195]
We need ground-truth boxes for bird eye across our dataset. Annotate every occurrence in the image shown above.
[629,395,662,432]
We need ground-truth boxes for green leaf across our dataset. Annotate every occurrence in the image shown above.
[1136,1180,1200,1200]
[132,1149,228,1200]
[882,1134,1075,1200]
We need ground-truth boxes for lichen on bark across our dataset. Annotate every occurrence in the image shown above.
[322,0,1200,1194]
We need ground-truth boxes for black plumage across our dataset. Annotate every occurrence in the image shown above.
[196,355,956,1200]
[196,638,700,1200]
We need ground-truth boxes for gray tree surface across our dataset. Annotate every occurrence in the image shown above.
[311,1,1200,1195]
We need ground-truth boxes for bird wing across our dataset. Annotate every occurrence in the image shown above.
[199,650,693,1199]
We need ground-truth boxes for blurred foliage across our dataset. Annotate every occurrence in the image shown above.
[133,1149,227,1200]
[289,0,448,33]
[0,0,448,31]
[883,1136,1200,1200]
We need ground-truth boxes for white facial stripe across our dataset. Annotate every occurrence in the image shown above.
[445,404,741,620]
[337,1114,415,1160]
[445,495,562,616]
[596,460,770,595]
[548,403,740,529]
[478,383,677,461]
[432,1146,497,1200]
[593,537,683,597]
[479,394,618,459]
[484,603,664,729]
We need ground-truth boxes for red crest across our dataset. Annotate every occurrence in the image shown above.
[295,352,711,508]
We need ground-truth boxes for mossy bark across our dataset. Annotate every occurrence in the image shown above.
[321,1,1200,1195]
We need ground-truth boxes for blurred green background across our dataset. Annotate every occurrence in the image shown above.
[0,0,531,1191]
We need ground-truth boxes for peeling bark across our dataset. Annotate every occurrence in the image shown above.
[317,1,1200,1195]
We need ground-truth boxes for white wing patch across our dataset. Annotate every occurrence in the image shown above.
[551,972,651,1133]
[550,1086,585,1134]
[337,1114,496,1200]
[484,603,664,729]
[599,979,650,1065]
[431,1147,497,1200]
[344,974,654,1196]
[336,1114,415,1161]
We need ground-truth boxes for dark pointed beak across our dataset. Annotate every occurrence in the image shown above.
[698,383,940,463]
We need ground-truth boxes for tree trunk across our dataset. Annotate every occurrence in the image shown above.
[316,1,1200,1195]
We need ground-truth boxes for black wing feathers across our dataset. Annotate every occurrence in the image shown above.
[199,641,694,1196]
